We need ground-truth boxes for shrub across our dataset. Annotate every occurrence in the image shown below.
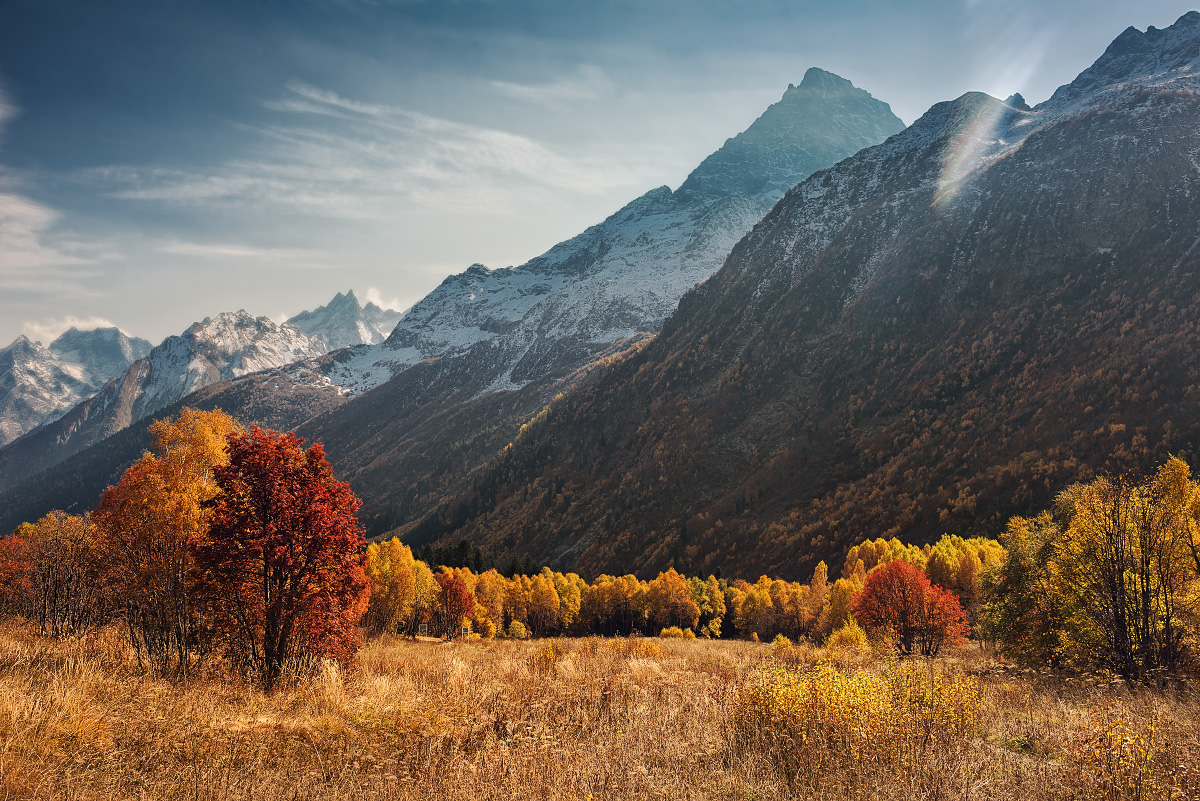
[730,661,982,790]
[826,618,870,652]
[660,626,685,638]
[506,620,529,640]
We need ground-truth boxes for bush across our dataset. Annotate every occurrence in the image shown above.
[660,626,686,638]
[730,662,982,790]
[506,620,529,640]
[826,619,870,651]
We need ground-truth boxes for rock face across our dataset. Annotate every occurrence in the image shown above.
[397,13,1200,579]
[0,328,151,446]
[286,290,402,351]
[0,311,327,492]
[322,68,905,396]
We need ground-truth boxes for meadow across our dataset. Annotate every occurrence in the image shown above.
[2,621,1197,800]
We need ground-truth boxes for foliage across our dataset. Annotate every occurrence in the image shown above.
[1064,704,1200,801]
[364,538,419,635]
[853,560,968,656]
[731,661,981,790]
[92,408,239,677]
[13,511,110,637]
[982,458,1200,682]
[196,426,369,689]
[826,618,870,651]
[434,571,475,638]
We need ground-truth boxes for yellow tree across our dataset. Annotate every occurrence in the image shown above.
[528,571,562,636]
[22,511,109,637]
[364,538,418,635]
[92,408,239,676]
[646,568,701,633]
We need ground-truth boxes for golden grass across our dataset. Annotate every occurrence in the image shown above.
[0,620,1195,800]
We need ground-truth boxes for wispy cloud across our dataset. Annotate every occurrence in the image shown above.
[93,81,639,221]
[159,239,327,265]
[491,65,613,106]
[22,315,118,345]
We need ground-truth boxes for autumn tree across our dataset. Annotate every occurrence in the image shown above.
[646,568,701,633]
[434,570,474,638]
[0,526,32,616]
[92,408,239,677]
[1052,459,1199,682]
[853,559,968,656]
[979,513,1068,665]
[196,426,369,689]
[364,537,419,635]
[20,512,110,636]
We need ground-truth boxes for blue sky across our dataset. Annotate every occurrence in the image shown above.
[1,0,1196,345]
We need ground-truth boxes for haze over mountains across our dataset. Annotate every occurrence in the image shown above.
[6,14,1200,581]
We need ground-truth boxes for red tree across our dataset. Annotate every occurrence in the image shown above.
[196,426,369,689]
[853,560,968,656]
[434,571,474,638]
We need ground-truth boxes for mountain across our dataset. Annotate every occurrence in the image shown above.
[0,328,151,446]
[0,70,905,535]
[390,13,1200,579]
[286,290,402,351]
[322,68,905,396]
[0,311,327,492]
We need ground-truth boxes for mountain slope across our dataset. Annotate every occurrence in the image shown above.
[323,68,905,396]
[0,69,906,538]
[0,328,151,446]
[0,311,326,492]
[402,12,1200,579]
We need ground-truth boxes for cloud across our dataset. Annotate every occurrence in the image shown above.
[159,239,325,264]
[364,286,402,310]
[92,81,641,221]
[22,315,118,345]
[0,81,99,296]
[491,66,613,106]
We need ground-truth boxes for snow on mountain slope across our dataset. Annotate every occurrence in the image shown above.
[0,328,151,446]
[322,68,905,396]
[0,311,329,492]
[287,290,402,351]
[128,310,327,422]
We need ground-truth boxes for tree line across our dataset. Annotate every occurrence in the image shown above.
[1,408,1198,687]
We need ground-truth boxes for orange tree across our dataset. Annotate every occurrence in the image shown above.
[853,559,968,656]
[196,426,369,689]
[92,408,239,678]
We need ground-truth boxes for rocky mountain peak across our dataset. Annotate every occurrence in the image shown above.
[288,290,402,350]
[675,69,905,204]
[1044,11,1200,110]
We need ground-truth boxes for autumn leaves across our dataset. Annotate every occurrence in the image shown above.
[1,409,369,689]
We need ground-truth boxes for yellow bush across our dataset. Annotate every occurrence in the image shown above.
[826,619,870,652]
[660,626,686,638]
[1064,705,1200,801]
[732,661,983,787]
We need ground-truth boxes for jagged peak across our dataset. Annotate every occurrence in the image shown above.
[794,66,858,95]
[1042,11,1200,110]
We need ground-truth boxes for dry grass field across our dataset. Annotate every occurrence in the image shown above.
[0,620,1197,801]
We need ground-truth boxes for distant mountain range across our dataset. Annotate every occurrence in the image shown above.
[0,328,151,446]
[0,289,402,492]
[0,69,902,531]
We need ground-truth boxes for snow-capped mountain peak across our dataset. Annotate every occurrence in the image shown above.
[287,289,403,351]
[0,327,151,447]
[322,71,906,396]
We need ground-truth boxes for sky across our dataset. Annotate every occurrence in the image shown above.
[1,0,1196,346]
